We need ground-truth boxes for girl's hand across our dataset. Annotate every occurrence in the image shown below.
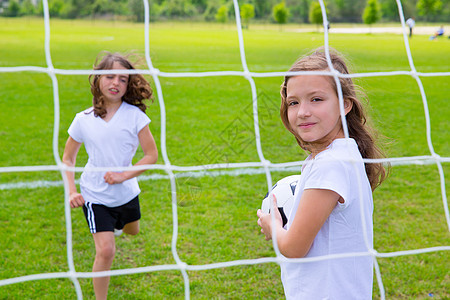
[257,195,283,240]
[104,171,126,185]
[69,192,85,208]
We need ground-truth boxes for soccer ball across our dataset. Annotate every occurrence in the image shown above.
[261,175,300,227]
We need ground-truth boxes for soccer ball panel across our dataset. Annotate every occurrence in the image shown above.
[261,175,300,226]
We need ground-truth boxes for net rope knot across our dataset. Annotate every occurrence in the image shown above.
[150,67,160,76]
[369,248,379,257]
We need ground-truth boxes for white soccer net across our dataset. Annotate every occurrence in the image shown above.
[0,0,449,299]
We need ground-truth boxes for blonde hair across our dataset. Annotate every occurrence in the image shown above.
[89,51,153,118]
[280,47,388,190]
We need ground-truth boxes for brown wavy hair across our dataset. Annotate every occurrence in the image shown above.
[280,47,388,190]
[89,51,153,118]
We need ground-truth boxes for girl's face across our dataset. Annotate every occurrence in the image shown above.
[99,61,129,104]
[286,74,351,153]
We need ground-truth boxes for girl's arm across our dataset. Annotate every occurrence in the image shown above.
[257,189,339,258]
[104,125,158,184]
[62,137,85,208]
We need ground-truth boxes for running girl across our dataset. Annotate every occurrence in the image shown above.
[63,51,158,300]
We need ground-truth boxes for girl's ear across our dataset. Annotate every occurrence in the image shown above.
[344,99,353,115]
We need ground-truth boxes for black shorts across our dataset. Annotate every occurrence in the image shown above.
[82,196,141,234]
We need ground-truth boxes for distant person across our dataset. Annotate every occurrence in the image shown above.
[63,51,158,300]
[406,17,415,38]
[430,26,444,40]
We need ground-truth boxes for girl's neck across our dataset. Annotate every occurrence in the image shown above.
[105,99,122,110]
[308,128,345,158]
[105,99,123,110]
[102,100,122,121]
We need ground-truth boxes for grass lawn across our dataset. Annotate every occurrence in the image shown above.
[0,17,449,299]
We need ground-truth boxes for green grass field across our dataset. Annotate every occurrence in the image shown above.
[0,17,449,299]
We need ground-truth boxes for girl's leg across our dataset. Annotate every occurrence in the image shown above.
[92,232,116,300]
[122,220,139,235]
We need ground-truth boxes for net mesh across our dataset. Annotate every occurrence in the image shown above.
[0,0,449,299]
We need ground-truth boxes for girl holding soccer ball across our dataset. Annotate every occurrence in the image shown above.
[257,47,387,299]
[63,52,158,300]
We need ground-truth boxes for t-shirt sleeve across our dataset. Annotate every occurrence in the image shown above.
[68,113,83,143]
[135,111,151,135]
[304,157,350,206]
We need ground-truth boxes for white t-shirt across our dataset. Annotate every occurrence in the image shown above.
[68,101,150,207]
[406,18,415,28]
[281,138,374,300]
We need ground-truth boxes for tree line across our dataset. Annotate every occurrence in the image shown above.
[2,0,448,24]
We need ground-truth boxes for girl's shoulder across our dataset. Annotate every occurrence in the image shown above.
[119,102,151,126]
[74,107,95,119]
[315,138,362,164]
[121,102,146,114]
[121,102,150,123]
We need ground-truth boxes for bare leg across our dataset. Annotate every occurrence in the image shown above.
[123,220,139,235]
[92,232,116,300]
